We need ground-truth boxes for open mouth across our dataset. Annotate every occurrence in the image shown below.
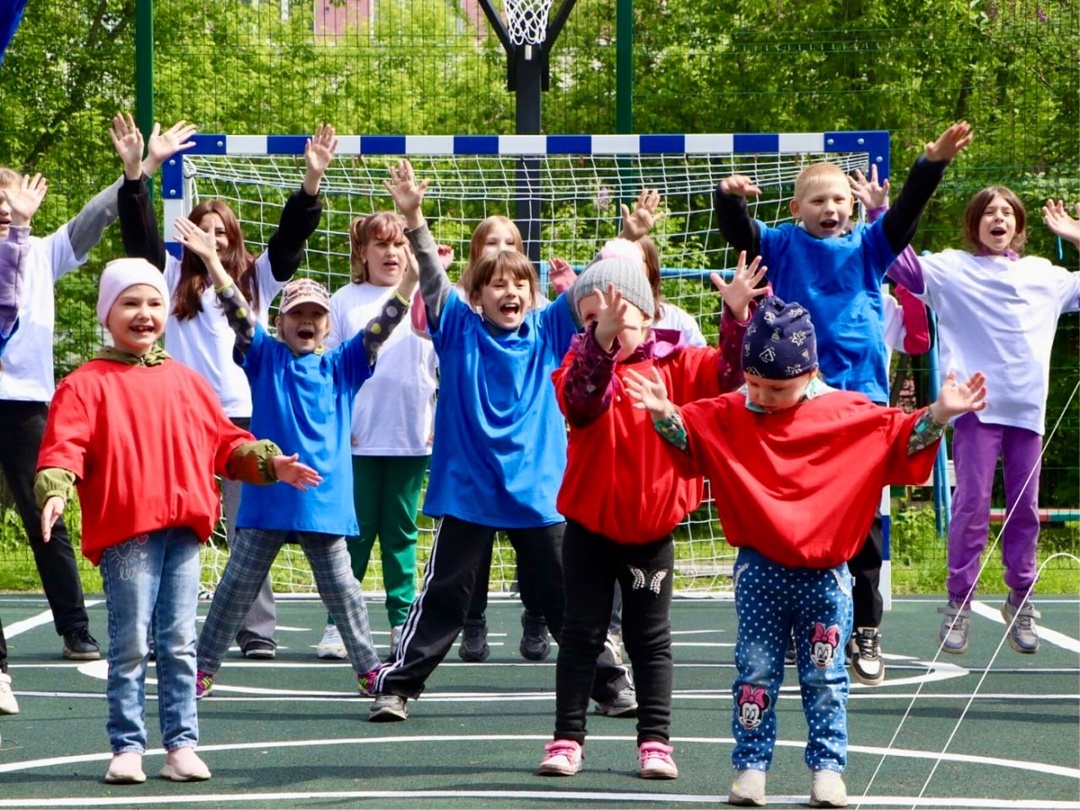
[131,324,156,335]
[989,226,1007,237]
[499,302,521,317]
[297,327,316,340]
[820,219,839,230]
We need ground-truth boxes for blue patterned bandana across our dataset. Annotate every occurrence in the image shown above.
[742,296,818,379]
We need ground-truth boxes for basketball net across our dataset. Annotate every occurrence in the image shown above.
[504,0,553,46]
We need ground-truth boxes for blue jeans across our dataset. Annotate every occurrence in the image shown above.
[99,528,201,754]
[197,528,379,676]
[731,547,853,773]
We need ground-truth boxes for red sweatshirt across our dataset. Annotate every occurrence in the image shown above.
[37,359,254,565]
[676,391,939,568]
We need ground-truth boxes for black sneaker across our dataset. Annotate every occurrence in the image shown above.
[458,620,490,662]
[520,611,551,661]
[849,626,885,686]
[242,639,277,659]
[785,632,797,666]
[63,627,101,661]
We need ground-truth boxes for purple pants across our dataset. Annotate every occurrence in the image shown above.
[947,413,1042,603]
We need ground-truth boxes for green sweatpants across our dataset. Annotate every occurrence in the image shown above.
[328,455,428,628]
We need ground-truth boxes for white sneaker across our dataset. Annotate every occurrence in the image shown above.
[0,672,19,715]
[316,624,347,659]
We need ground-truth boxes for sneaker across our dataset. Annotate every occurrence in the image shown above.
[195,670,214,699]
[937,601,971,654]
[388,625,403,660]
[594,685,638,717]
[0,672,20,715]
[605,631,625,666]
[316,624,347,660]
[241,639,276,660]
[160,746,211,782]
[639,740,678,779]
[357,665,382,696]
[537,739,583,776]
[104,752,146,785]
[368,693,409,722]
[729,769,766,806]
[458,620,490,662]
[63,627,101,661]
[1001,598,1041,654]
[520,611,551,661]
[809,769,848,807]
[849,627,885,686]
[785,631,797,666]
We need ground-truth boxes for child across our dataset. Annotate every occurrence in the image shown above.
[0,173,38,720]
[181,215,416,701]
[536,250,765,780]
[368,160,628,722]
[314,211,438,662]
[887,193,1080,656]
[0,121,188,660]
[714,122,973,685]
[624,296,987,807]
[33,257,318,784]
[113,114,337,659]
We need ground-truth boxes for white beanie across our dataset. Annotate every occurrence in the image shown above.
[96,258,171,326]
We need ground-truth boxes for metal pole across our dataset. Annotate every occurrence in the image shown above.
[516,48,542,265]
[615,0,633,134]
[135,0,154,194]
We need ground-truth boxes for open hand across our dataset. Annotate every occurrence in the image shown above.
[173,216,218,262]
[109,113,145,178]
[849,165,890,210]
[623,366,674,419]
[272,454,323,491]
[144,119,198,175]
[1042,199,1080,248]
[305,124,339,178]
[2,173,48,226]
[619,189,664,241]
[710,251,767,322]
[924,121,973,162]
[547,256,576,295]
[383,160,430,219]
[932,370,987,422]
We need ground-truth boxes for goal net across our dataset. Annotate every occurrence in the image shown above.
[162,131,891,599]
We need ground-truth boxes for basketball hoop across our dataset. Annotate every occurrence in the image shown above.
[504,0,554,47]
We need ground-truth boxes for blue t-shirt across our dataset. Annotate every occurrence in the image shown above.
[236,325,372,534]
[425,292,578,528]
[758,219,896,403]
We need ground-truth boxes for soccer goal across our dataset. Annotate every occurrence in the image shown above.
[161,130,892,599]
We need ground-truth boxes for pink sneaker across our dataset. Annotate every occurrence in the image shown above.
[537,739,583,776]
[357,664,383,696]
[639,740,679,779]
[195,670,214,699]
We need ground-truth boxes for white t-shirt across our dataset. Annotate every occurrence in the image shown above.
[0,229,82,402]
[656,302,707,347]
[915,249,1080,435]
[881,292,905,368]
[163,251,284,418]
[326,281,438,456]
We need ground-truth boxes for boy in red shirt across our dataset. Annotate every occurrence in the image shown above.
[538,251,765,780]
[625,295,986,807]
[33,258,318,786]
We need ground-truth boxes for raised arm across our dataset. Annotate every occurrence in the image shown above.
[0,174,47,338]
[384,160,453,330]
[1042,200,1080,249]
[617,189,664,242]
[361,251,420,367]
[709,251,768,392]
[265,124,337,282]
[714,175,763,258]
[881,121,973,255]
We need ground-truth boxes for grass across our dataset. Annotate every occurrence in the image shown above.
[0,503,1077,598]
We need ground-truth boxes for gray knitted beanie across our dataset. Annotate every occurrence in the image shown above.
[572,257,655,320]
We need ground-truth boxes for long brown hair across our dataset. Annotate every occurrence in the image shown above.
[173,200,257,320]
[963,186,1028,255]
[349,211,407,284]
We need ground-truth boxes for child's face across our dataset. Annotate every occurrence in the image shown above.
[480,222,520,258]
[0,183,16,240]
[744,370,813,412]
[790,175,854,239]
[276,302,330,354]
[976,193,1018,255]
[577,291,652,361]
[361,232,410,287]
[106,284,166,356]
[195,212,230,257]
[473,266,532,329]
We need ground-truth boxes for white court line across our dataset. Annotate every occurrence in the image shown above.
[970,600,1080,653]
[3,602,103,637]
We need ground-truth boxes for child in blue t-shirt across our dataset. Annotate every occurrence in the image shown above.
[366,160,628,722]
[177,218,418,703]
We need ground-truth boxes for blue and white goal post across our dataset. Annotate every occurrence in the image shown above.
[162,131,900,602]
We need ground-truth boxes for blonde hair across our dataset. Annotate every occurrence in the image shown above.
[348,211,407,284]
[793,162,849,203]
[468,216,524,266]
[0,167,22,189]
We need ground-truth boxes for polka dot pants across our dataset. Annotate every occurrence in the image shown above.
[730,547,853,773]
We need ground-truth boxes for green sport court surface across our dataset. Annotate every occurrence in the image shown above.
[0,596,1077,809]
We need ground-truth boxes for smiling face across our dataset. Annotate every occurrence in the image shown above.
[743,370,813,412]
[275,302,330,354]
[790,164,854,239]
[473,266,533,329]
[105,284,166,355]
